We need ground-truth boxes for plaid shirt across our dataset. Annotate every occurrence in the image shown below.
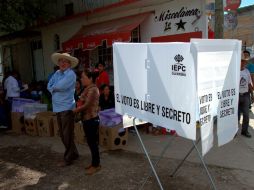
[79,84,99,120]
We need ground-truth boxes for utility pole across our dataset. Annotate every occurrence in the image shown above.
[215,0,224,39]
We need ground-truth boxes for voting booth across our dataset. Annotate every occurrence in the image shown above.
[113,39,241,190]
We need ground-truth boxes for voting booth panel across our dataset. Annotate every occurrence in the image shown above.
[191,39,241,155]
[113,43,197,140]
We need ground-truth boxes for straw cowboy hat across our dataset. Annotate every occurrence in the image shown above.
[51,52,79,68]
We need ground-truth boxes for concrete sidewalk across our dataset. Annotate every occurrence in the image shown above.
[126,127,254,172]
[124,111,254,188]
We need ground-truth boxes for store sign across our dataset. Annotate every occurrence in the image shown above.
[153,0,205,35]
[113,39,241,155]
[224,0,241,11]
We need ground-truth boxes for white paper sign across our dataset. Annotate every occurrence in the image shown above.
[113,43,197,140]
[198,89,214,156]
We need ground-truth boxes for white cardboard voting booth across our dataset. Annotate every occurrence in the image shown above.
[114,39,241,152]
[113,39,241,190]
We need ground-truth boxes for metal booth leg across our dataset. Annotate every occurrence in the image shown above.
[170,138,201,177]
[140,132,174,189]
[170,137,217,190]
[133,118,164,190]
[192,141,217,190]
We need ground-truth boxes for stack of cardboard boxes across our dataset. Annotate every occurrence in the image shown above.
[74,122,86,144]
[99,109,128,150]
[99,123,128,150]
[10,99,130,149]
[36,112,54,137]
[23,103,48,136]
[11,98,85,144]
[11,112,25,134]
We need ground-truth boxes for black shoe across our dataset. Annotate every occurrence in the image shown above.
[241,131,252,138]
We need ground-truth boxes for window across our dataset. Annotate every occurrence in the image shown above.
[98,40,113,84]
[65,3,74,16]
[98,40,112,65]
[54,34,60,51]
[131,26,141,42]
[31,40,42,50]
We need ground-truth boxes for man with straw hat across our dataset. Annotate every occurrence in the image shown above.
[47,52,79,166]
[238,55,253,138]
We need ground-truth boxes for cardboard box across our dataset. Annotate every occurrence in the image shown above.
[99,123,128,150]
[74,122,86,144]
[11,112,25,134]
[52,115,59,137]
[36,112,54,137]
[24,118,38,136]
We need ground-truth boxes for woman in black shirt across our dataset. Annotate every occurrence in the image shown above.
[99,84,115,110]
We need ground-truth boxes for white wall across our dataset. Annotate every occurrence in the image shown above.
[41,6,135,77]
[41,0,207,77]
[141,0,207,42]
[41,17,85,77]
[12,42,33,83]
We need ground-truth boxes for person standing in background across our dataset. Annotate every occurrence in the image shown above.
[73,71,101,175]
[99,84,115,110]
[47,52,79,166]
[74,79,83,103]
[4,70,20,100]
[244,50,254,108]
[239,56,253,138]
[4,70,21,130]
[47,65,59,82]
[96,62,110,90]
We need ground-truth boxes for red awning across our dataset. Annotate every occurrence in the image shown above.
[151,31,203,43]
[62,12,151,51]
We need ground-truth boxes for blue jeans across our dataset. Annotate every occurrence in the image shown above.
[238,93,250,132]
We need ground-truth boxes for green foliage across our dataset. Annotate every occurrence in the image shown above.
[0,0,55,33]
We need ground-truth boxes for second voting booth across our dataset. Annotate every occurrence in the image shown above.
[113,39,241,189]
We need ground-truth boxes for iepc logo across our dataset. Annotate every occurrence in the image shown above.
[171,54,186,76]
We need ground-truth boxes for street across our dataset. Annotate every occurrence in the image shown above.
[0,121,254,190]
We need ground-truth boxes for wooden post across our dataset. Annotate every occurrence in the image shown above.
[215,0,224,39]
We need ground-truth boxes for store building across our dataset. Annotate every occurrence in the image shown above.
[0,0,209,83]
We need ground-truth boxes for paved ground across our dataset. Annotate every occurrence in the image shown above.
[0,111,254,189]
[0,120,254,190]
